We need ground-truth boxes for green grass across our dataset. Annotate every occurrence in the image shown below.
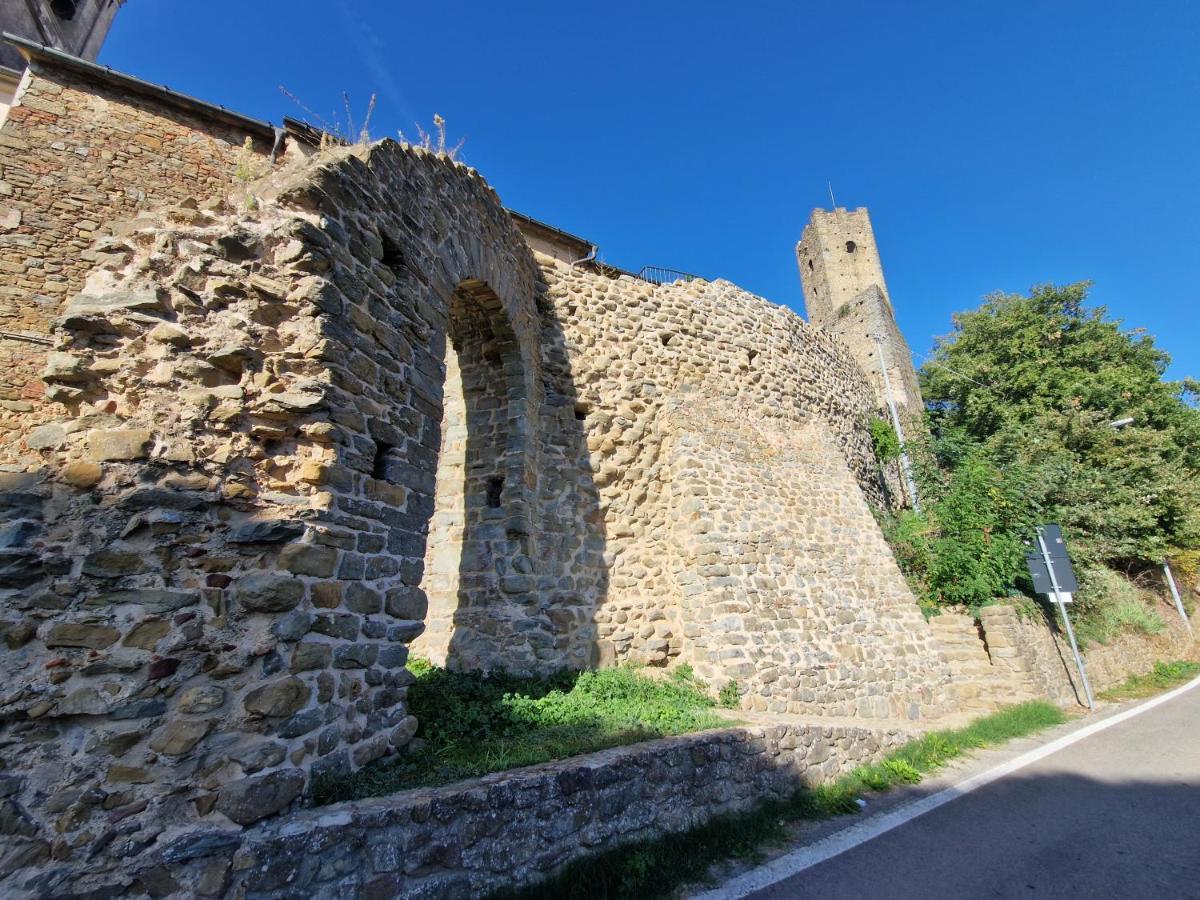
[1098,660,1200,702]
[311,661,726,804]
[495,701,1067,900]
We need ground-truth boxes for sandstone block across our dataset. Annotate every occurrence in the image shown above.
[0,550,42,589]
[82,549,147,578]
[278,543,338,577]
[215,769,305,826]
[61,461,102,488]
[243,677,310,718]
[45,623,120,649]
[345,583,382,614]
[332,644,377,669]
[26,423,67,450]
[122,620,170,650]
[385,586,428,621]
[149,719,212,756]
[389,716,419,747]
[235,573,305,613]
[87,429,153,461]
[177,686,225,715]
[229,519,305,545]
[94,590,196,614]
[289,642,331,672]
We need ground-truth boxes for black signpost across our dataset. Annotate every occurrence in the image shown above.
[1027,524,1094,710]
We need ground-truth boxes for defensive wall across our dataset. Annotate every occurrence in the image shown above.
[0,38,969,896]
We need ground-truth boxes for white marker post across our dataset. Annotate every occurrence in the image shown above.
[1162,561,1194,638]
[1037,526,1094,710]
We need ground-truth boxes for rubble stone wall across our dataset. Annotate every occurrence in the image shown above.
[0,61,965,894]
[0,61,277,454]
[534,261,955,716]
[977,601,1199,705]
[0,140,556,895]
[154,720,917,899]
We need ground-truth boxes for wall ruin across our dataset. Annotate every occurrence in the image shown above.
[0,50,964,894]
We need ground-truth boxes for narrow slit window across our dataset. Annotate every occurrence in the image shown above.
[486,476,504,508]
[372,442,394,481]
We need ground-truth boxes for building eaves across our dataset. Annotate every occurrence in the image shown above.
[3,32,275,140]
[507,209,594,255]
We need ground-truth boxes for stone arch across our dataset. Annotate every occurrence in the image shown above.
[271,141,553,673]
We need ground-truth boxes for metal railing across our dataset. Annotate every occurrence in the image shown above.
[635,265,701,286]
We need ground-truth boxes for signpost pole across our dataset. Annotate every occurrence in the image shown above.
[873,334,921,513]
[1037,526,1094,710]
[1162,561,1194,638]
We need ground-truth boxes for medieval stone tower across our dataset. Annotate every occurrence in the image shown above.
[796,208,923,423]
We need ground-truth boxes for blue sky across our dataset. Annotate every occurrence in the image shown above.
[100,1,1200,380]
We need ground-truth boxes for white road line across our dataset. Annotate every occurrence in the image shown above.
[694,674,1200,900]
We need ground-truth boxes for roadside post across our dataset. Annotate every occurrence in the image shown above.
[1026,524,1094,710]
[1162,561,1194,638]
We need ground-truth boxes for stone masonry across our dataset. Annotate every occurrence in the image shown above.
[164,719,917,898]
[796,208,924,426]
[0,46,968,895]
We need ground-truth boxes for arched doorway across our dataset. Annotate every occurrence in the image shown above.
[412,278,537,672]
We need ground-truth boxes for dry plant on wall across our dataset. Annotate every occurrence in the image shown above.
[278,86,378,147]
[399,114,466,160]
[232,136,268,212]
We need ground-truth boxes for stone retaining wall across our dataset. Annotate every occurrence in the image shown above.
[977,601,1198,704]
[147,721,915,899]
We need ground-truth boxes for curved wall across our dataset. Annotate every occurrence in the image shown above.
[537,264,954,715]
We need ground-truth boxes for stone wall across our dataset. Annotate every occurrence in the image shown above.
[0,58,278,455]
[0,139,555,893]
[150,720,916,899]
[0,54,969,894]
[977,601,1199,705]
[534,261,956,717]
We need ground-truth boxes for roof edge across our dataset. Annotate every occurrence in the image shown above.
[3,32,276,140]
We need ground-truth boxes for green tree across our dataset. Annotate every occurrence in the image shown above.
[920,282,1200,568]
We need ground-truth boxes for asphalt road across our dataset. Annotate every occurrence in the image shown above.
[745,683,1200,900]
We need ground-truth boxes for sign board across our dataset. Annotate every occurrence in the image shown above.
[1026,524,1094,708]
[1040,524,1070,559]
[1024,525,1079,596]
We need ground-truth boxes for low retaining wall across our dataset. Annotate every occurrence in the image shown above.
[130,721,913,899]
[977,602,1198,706]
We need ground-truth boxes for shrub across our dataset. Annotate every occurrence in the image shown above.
[718,680,741,709]
[869,417,901,463]
[1073,565,1165,646]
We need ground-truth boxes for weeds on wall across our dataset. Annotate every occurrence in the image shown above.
[230,136,268,213]
[398,113,465,159]
[279,86,378,145]
[868,417,901,463]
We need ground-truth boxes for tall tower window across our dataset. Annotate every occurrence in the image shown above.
[845,240,857,253]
